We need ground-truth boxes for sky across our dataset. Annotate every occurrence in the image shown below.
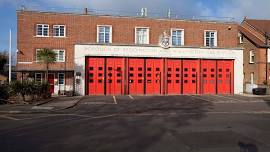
[1,0,270,53]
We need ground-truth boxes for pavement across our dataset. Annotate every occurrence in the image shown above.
[0,94,270,152]
[0,96,83,114]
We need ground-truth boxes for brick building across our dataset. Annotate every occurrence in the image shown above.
[17,10,243,95]
[239,18,270,93]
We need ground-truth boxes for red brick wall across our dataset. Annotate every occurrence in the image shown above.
[241,20,270,86]
[17,11,239,71]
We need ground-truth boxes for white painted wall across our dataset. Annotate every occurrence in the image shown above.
[74,44,243,95]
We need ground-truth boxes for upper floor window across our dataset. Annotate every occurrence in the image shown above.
[36,49,65,62]
[135,27,149,44]
[238,32,243,44]
[53,25,66,37]
[36,49,42,62]
[171,29,184,46]
[250,50,255,63]
[204,30,217,47]
[36,24,49,37]
[53,50,65,62]
[97,25,112,43]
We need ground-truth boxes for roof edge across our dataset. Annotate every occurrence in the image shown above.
[16,9,238,25]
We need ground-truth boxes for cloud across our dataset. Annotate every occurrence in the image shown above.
[217,0,270,20]
[1,0,214,17]
[1,0,270,21]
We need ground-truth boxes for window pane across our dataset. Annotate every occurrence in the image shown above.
[206,32,210,37]
[55,28,60,36]
[35,73,42,82]
[98,26,110,43]
[136,28,148,44]
[99,27,105,33]
[206,38,210,46]
[58,50,64,61]
[37,28,43,35]
[210,38,214,46]
[205,31,216,47]
[99,33,105,43]
[172,30,182,46]
[36,50,41,61]
[43,28,48,36]
[59,74,65,85]
[105,27,110,33]
[105,33,110,43]
[60,29,65,36]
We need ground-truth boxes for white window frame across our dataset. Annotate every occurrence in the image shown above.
[97,25,112,43]
[249,50,255,64]
[171,28,184,46]
[135,27,150,44]
[35,73,43,83]
[238,32,243,44]
[36,49,42,62]
[58,73,65,85]
[204,30,217,47]
[53,49,65,62]
[36,24,49,37]
[53,25,66,37]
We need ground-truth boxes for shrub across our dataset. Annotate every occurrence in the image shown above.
[9,80,51,102]
[36,82,51,99]
[0,84,9,104]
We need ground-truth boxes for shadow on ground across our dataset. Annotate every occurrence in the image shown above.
[0,95,215,152]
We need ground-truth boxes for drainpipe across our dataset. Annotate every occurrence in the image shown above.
[266,32,269,85]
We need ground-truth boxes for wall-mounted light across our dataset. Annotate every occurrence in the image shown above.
[16,49,23,54]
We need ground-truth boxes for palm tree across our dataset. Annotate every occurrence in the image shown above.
[37,48,56,81]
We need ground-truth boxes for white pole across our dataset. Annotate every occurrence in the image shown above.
[9,29,12,83]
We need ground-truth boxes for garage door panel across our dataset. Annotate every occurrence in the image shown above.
[86,57,234,96]
[87,58,105,95]
[128,58,144,95]
[167,59,181,95]
[201,60,216,94]
[182,60,199,94]
[217,60,234,94]
[106,58,125,95]
[146,59,163,95]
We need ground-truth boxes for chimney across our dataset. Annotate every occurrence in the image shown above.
[21,5,26,11]
[84,8,88,14]
[167,9,171,18]
[140,8,147,17]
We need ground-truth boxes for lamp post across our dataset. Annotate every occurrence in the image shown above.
[9,29,11,84]
[265,32,269,85]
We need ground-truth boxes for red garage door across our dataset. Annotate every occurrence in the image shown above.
[166,59,182,95]
[106,58,125,95]
[182,60,200,94]
[201,60,217,94]
[146,59,163,95]
[217,60,234,94]
[128,58,145,95]
[87,58,105,95]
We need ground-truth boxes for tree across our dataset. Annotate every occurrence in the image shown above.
[37,48,56,81]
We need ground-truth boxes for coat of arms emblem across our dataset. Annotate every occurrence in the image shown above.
[159,31,171,49]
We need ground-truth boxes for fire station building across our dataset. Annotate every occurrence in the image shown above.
[17,10,243,96]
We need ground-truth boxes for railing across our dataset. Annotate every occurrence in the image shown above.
[18,6,235,23]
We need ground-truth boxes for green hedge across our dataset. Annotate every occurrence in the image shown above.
[9,81,51,102]
[0,84,9,104]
